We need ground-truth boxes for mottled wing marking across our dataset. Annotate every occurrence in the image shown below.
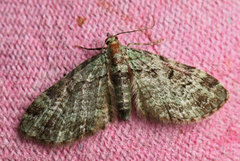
[20,52,115,144]
[126,48,228,122]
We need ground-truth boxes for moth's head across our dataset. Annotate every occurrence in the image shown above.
[105,33,119,45]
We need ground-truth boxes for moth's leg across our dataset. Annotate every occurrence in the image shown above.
[73,40,107,50]
[73,45,106,50]
[127,38,164,48]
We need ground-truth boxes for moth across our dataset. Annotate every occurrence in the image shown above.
[19,30,228,144]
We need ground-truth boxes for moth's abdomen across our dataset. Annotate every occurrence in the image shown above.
[110,64,131,121]
[110,65,131,121]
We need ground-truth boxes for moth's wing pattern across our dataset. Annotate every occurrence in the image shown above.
[20,52,115,144]
[126,48,228,122]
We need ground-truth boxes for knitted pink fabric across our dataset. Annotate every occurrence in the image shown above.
[1,0,239,160]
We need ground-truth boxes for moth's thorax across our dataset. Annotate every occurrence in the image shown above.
[108,41,121,55]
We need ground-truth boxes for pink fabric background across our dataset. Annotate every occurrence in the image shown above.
[1,0,240,160]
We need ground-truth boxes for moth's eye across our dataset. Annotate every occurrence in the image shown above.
[105,39,110,44]
[105,36,118,44]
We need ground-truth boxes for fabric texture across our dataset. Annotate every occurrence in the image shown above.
[0,0,239,160]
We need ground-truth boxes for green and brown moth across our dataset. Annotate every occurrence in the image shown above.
[19,30,228,144]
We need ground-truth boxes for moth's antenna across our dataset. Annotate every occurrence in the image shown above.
[115,16,155,36]
[74,16,156,50]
